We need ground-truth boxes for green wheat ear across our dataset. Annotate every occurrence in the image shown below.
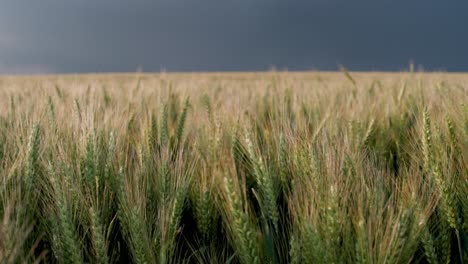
[25,123,41,196]
[422,106,433,172]
[244,132,279,232]
[147,113,158,152]
[289,233,301,264]
[115,169,151,264]
[175,97,190,145]
[104,131,116,182]
[224,176,260,264]
[50,173,83,264]
[362,118,375,146]
[57,201,83,264]
[82,134,96,189]
[195,189,216,240]
[89,207,109,264]
[162,185,187,263]
[160,104,169,146]
[201,93,213,122]
[446,116,461,157]
[421,227,438,264]
[388,208,414,263]
[301,223,330,263]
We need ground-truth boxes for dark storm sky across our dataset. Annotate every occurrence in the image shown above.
[1,0,468,74]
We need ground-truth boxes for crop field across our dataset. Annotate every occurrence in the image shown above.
[0,72,466,263]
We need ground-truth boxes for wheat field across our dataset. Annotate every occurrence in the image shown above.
[0,71,466,263]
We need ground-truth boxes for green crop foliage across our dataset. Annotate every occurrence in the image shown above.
[0,72,466,263]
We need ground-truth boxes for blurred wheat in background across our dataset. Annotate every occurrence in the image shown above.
[0,71,466,263]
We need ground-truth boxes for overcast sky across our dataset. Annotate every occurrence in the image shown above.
[1,0,467,74]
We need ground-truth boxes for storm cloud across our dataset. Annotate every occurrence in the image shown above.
[1,0,467,74]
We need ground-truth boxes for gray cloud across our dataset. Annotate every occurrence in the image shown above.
[1,0,468,74]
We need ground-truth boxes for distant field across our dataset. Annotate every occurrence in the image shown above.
[0,72,466,263]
